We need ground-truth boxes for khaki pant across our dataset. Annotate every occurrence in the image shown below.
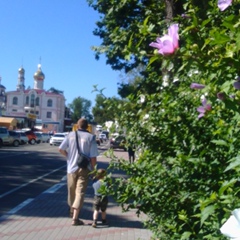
[67,168,90,210]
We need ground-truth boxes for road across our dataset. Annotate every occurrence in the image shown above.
[0,141,109,217]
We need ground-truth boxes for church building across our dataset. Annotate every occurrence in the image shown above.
[3,64,65,132]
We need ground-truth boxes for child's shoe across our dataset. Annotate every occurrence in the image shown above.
[92,221,97,228]
[102,219,109,226]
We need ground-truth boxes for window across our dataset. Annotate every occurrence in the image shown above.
[13,97,18,105]
[30,94,35,107]
[47,99,53,107]
[0,127,7,133]
[12,109,17,112]
[26,96,29,105]
[46,112,52,118]
[35,97,40,106]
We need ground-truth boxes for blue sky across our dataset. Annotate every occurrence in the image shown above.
[0,0,121,107]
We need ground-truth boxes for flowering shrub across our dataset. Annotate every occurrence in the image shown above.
[90,0,240,239]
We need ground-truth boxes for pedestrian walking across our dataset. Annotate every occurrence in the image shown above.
[92,168,108,228]
[128,146,135,164]
[59,118,98,226]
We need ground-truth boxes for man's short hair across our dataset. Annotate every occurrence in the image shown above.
[77,118,88,130]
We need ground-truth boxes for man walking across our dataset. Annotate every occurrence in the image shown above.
[59,118,98,226]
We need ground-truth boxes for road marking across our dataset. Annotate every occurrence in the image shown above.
[0,198,34,221]
[8,198,34,214]
[0,165,66,199]
[43,183,65,194]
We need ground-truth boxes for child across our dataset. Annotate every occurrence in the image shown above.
[92,168,108,228]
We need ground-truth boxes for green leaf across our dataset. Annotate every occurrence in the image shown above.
[219,179,237,195]
[181,232,192,240]
[211,140,228,146]
[201,205,215,226]
[225,155,240,172]
[147,55,160,67]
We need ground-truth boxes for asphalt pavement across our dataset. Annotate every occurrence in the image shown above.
[0,149,153,240]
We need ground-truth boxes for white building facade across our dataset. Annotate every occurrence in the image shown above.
[4,64,65,132]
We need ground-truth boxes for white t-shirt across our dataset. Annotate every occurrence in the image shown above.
[93,179,105,196]
[59,130,99,173]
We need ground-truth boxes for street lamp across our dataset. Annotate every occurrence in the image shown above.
[0,103,5,116]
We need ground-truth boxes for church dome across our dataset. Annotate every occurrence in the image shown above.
[33,64,45,81]
[18,67,25,73]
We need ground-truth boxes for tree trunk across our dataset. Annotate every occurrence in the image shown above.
[165,0,174,22]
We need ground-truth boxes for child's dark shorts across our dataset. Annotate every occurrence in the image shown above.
[93,195,108,212]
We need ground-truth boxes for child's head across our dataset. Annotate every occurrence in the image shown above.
[96,168,106,179]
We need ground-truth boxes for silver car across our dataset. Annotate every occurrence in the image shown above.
[16,131,29,144]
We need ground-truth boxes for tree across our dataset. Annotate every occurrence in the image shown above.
[117,65,144,98]
[68,97,93,123]
[92,94,124,125]
[88,0,240,239]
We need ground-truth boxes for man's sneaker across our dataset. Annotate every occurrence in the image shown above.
[102,219,109,225]
[92,221,97,228]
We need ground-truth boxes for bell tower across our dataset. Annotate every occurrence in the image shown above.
[16,66,25,91]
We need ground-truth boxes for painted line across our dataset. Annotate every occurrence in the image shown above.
[8,198,34,214]
[43,183,65,194]
[0,198,34,221]
[0,165,66,199]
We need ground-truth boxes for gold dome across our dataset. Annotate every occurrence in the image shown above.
[33,64,45,81]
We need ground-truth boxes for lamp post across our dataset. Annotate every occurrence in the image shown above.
[0,103,5,116]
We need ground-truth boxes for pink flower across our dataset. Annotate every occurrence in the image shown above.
[190,83,205,89]
[218,0,232,11]
[149,24,179,55]
[197,98,211,118]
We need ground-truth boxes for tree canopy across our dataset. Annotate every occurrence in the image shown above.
[68,97,93,123]
[88,0,240,239]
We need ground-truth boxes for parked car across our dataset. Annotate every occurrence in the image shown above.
[110,135,126,151]
[0,126,10,147]
[41,132,51,143]
[15,131,29,144]
[99,133,107,142]
[34,132,42,144]
[6,130,21,147]
[95,136,101,146]
[49,133,66,146]
[24,130,37,145]
[101,130,109,139]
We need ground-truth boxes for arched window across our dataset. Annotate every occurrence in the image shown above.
[47,99,53,107]
[30,94,35,107]
[35,97,40,106]
[26,96,29,105]
[12,97,18,105]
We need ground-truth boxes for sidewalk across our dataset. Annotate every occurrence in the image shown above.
[0,150,153,240]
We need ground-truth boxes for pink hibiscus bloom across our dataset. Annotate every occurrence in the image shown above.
[149,24,179,55]
[197,98,211,118]
[218,0,232,11]
[190,83,206,89]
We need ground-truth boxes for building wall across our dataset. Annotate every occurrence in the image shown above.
[5,90,65,132]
